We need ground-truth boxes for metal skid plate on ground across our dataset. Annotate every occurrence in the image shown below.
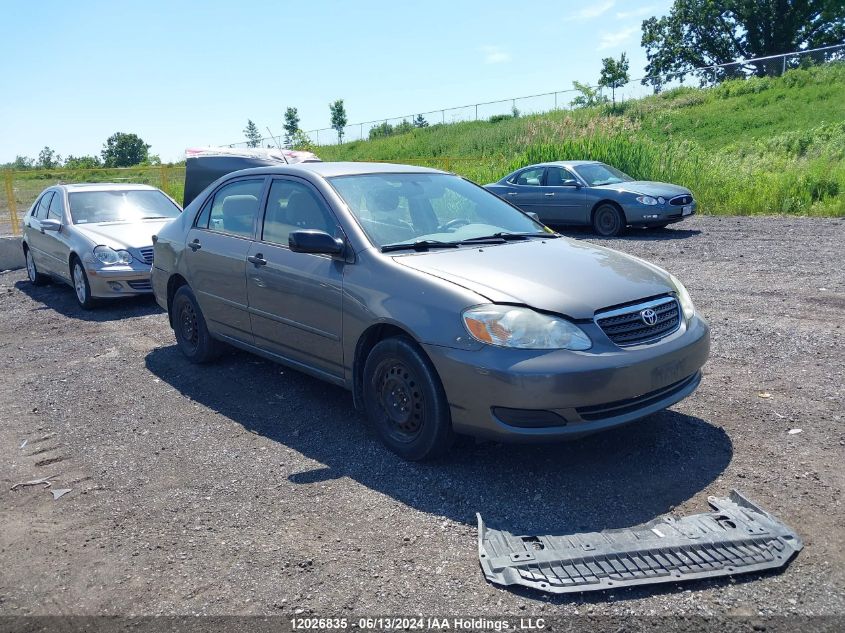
[477,490,802,594]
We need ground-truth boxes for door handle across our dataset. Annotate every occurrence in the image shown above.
[247,254,267,266]
[188,239,202,251]
[506,192,518,196]
[544,192,555,197]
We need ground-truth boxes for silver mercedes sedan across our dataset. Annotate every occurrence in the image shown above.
[22,183,181,308]
[152,162,710,460]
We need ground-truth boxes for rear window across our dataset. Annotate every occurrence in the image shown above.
[68,190,181,224]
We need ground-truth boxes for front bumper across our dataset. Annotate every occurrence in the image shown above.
[84,263,153,298]
[624,200,697,226]
[423,314,710,441]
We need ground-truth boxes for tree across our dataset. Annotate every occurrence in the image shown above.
[570,81,609,108]
[368,122,394,140]
[599,52,630,109]
[329,99,348,143]
[101,132,151,167]
[641,0,845,86]
[243,119,262,148]
[289,129,316,152]
[283,107,300,148]
[64,155,102,169]
[9,155,34,170]
[413,114,429,128]
[37,146,60,169]
[395,119,414,135]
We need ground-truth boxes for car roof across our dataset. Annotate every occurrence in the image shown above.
[57,183,160,193]
[525,160,604,168]
[228,161,449,179]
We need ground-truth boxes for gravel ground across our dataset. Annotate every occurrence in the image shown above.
[0,215,843,619]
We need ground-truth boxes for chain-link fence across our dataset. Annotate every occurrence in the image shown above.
[0,165,185,236]
[225,43,845,148]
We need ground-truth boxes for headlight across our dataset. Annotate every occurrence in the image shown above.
[462,305,591,350]
[93,245,132,265]
[636,195,658,206]
[669,273,695,320]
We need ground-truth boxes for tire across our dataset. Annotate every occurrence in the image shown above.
[592,203,626,237]
[362,336,454,461]
[172,285,222,363]
[24,247,48,286]
[71,258,97,310]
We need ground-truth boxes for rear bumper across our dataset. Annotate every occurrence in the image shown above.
[423,315,710,442]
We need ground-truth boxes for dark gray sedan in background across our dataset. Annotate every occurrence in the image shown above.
[485,161,696,236]
[152,162,709,460]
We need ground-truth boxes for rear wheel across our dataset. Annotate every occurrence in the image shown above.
[592,203,626,237]
[362,336,454,461]
[71,258,97,309]
[172,285,222,363]
[24,248,48,286]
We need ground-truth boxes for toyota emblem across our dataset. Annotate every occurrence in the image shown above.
[640,308,658,326]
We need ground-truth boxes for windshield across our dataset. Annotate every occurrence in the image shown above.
[328,173,550,249]
[68,190,181,224]
[573,163,633,186]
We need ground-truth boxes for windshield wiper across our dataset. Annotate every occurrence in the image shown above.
[381,239,460,253]
[458,232,558,244]
[140,215,171,220]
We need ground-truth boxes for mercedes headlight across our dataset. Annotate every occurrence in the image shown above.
[93,245,132,266]
[462,305,591,350]
[669,273,695,320]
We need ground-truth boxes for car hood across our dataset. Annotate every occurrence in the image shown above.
[393,238,674,319]
[73,219,170,249]
[598,181,691,198]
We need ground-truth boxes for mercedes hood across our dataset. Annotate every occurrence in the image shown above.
[393,238,675,320]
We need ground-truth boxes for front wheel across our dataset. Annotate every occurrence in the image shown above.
[172,286,222,363]
[592,204,626,237]
[362,336,454,461]
[71,259,97,309]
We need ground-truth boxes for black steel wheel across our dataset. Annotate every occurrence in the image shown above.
[172,285,221,363]
[363,336,454,460]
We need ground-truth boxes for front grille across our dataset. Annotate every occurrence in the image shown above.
[127,279,152,291]
[139,246,154,265]
[669,194,693,206]
[595,296,680,346]
[576,373,698,421]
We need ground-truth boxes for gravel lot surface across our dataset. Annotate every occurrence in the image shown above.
[0,215,843,619]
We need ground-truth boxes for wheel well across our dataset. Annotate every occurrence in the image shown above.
[68,252,81,276]
[590,199,626,224]
[166,274,189,327]
[352,323,415,410]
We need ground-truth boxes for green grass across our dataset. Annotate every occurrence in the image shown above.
[317,63,845,216]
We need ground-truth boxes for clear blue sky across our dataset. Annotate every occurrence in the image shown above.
[0,0,670,163]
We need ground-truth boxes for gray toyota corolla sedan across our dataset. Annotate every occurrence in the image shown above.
[152,162,709,460]
[485,161,697,236]
[22,183,182,308]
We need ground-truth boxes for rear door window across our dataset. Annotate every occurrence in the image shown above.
[196,179,265,238]
[510,167,545,186]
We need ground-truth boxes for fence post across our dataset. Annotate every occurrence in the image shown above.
[4,170,19,236]
[782,54,787,75]
[159,165,169,193]
[475,104,478,121]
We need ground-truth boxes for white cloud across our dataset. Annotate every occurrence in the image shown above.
[597,26,639,50]
[480,46,511,64]
[615,5,656,19]
[573,1,615,20]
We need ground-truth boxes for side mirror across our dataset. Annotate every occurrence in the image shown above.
[289,230,344,255]
[562,179,581,187]
[40,218,62,232]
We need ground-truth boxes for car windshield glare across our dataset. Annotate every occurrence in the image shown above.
[328,173,550,249]
[68,190,181,224]
[573,163,633,187]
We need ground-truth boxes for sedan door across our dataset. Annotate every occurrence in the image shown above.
[42,190,73,282]
[497,166,547,216]
[539,166,588,225]
[24,191,55,274]
[246,177,344,380]
[184,177,267,345]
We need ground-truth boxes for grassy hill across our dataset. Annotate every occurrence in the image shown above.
[318,63,845,216]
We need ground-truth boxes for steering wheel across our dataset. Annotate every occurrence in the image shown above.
[438,218,471,232]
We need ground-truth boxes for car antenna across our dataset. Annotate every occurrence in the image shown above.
[266,126,289,164]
